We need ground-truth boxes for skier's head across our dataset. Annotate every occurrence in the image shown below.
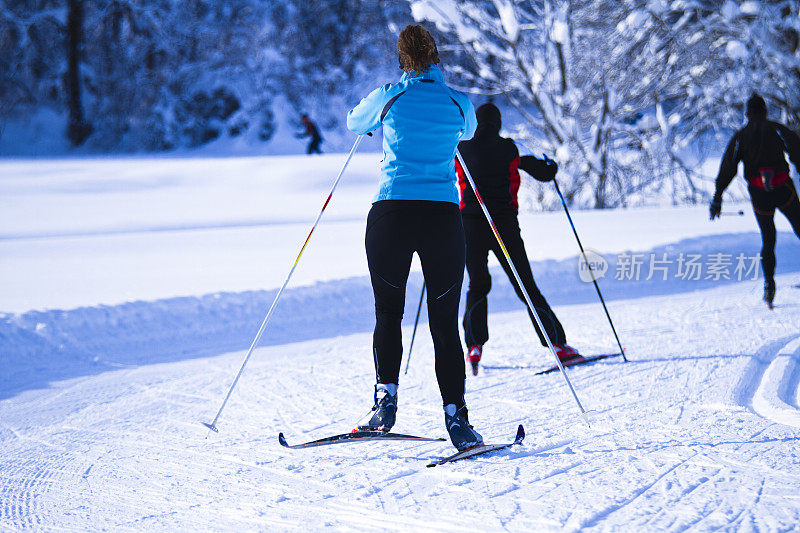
[476,103,502,132]
[746,93,767,120]
[398,24,439,75]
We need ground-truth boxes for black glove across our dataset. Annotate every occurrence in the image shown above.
[541,154,558,181]
[519,155,558,182]
[709,196,722,220]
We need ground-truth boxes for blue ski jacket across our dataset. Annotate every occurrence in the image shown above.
[347,65,477,205]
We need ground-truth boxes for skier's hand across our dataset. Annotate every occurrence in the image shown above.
[541,154,558,181]
[519,154,557,182]
[709,197,722,220]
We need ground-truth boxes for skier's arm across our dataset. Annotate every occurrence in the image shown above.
[519,155,558,182]
[347,84,392,135]
[461,97,477,141]
[713,134,741,201]
[777,124,800,174]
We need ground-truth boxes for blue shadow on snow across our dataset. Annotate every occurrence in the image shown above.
[1,231,798,400]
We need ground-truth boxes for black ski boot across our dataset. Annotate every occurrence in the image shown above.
[764,279,776,309]
[356,384,397,432]
[444,404,483,451]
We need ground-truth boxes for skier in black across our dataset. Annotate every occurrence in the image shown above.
[455,103,582,375]
[711,93,800,308]
[298,114,323,154]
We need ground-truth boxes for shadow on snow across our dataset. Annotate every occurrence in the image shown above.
[1,231,798,400]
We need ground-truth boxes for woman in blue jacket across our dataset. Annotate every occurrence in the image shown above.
[347,25,481,450]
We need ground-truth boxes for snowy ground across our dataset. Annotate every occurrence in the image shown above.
[2,153,800,531]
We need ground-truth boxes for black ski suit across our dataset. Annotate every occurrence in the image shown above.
[300,118,323,154]
[456,124,566,349]
[715,119,800,282]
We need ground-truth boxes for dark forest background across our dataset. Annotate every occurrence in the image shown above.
[1,0,798,207]
[0,0,417,151]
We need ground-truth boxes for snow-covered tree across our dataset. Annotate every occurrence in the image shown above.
[0,0,415,151]
[410,0,800,208]
[266,0,412,134]
[0,1,65,117]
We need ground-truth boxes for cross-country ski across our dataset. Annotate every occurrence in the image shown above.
[278,430,445,449]
[534,353,623,375]
[427,425,525,467]
[4,4,800,531]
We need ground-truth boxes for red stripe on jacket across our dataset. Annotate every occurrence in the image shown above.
[455,157,468,210]
[508,156,520,210]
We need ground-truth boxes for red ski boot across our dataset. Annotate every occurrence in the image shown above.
[553,344,584,366]
[467,345,482,376]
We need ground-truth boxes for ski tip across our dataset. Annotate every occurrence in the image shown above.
[201,422,218,433]
[515,424,525,444]
[278,432,289,447]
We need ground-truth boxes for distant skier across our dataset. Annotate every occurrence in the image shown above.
[347,24,482,451]
[298,114,323,154]
[455,103,582,375]
[711,93,800,308]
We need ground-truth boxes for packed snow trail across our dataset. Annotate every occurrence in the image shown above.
[2,278,800,531]
[2,155,800,529]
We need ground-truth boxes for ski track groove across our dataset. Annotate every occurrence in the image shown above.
[1,459,63,530]
[747,335,800,427]
[726,477,766,530]
[777,338,800,411]
[577,448,702,529]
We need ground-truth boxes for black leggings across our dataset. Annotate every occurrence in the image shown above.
[462,214,566,348]
[750,180,800,282]
[365,200,466,407]
[307,137,322,154]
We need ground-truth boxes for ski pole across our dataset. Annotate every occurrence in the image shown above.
[551,174,627,362]
[202,134,365,435]
[720,210,745,216]
[456,150,592,426]
[403,282,426,375]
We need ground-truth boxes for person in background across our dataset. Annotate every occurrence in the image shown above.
[346,24,482,451]
[711,93,800,309]
[298,114,323,154]
[456,103,583,375]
